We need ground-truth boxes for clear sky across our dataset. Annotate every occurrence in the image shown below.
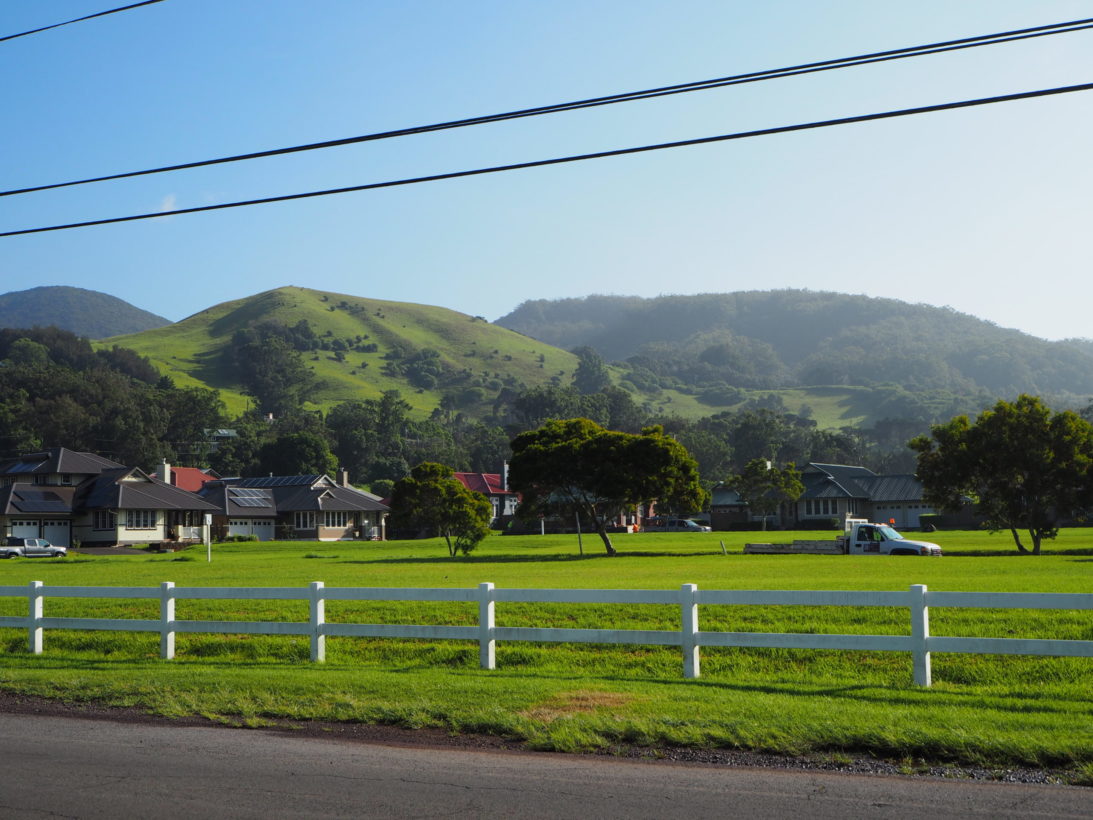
[3,1,1092,340]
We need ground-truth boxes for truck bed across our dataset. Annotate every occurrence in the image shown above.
[743,540,846,555]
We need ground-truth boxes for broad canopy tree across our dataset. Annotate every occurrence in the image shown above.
[909,394,1093,554]
[729,459,804,531]
[508,418,708,556]
[389,462,492,557]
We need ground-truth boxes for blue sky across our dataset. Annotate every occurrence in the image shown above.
[3,1,1093,340]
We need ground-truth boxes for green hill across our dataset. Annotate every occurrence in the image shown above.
[497,290,1093,402]
[106,286,582,416]
[0,286,169,339]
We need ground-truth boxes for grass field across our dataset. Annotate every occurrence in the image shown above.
[1,529,1090,776]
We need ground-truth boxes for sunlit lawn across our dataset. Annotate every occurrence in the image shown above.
[0,528,1090,772]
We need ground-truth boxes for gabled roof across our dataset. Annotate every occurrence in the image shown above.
[453,472,514,497]
[800,463,878,500]
[77,468,218,512]
[199,475,388,515]
[0,447,123,477]
[171,466,219,493]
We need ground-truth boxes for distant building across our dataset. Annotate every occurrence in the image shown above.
[710,462,936,531]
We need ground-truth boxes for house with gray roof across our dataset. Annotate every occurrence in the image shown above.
[0,447,216,547]
[793,463,934,529]
[199,472,388,541]
[709,463,935,531]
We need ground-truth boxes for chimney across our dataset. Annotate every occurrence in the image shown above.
[156,459,172,484]
[337,467,350,488]
[502,461,509,491]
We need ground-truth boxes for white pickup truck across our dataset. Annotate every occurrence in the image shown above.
[745,518,942,556]
[1,537,68,559]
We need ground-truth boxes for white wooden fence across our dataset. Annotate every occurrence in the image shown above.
[1,582,1090,687]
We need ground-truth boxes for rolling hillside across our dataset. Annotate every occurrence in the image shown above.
[0,286,169,339]
[497,290,1093,400]
[106,286,583,416]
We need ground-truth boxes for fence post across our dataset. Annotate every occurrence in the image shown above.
[28,581,43,655]
[681,583,700,679]
[478,582,496,670]
[910,584,931,687]
[160,582,175,660]
[310,581,325,662]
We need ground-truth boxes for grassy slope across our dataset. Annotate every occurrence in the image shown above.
[0,529,1090,771]
[105,286,583,416]
[101,285,874,425]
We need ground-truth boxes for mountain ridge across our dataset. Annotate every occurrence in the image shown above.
[495,290,1093,399]
[0,286,169,339]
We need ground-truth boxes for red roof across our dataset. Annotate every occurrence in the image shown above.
[171,466,216,492]
[452,472,514,496]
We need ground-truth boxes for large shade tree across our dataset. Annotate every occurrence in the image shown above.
[729,459,804,530]
[909,394,1093,554]
[508,418,707,555]
[389,462,492,557]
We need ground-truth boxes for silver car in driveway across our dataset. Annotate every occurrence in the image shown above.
[1,537,67,558]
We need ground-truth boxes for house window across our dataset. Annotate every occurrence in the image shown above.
[125,510,156,529]
[324,511,350,528]
[294,511,316,530]
[94,511,116,530]
[61,474,72,485]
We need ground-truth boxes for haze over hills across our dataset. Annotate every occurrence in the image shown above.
[496,291,1093,401]
[0,286,170,339]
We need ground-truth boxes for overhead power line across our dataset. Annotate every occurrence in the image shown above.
[0,0,167,43]
[4,80,1091,239]
[3,15,1092,198]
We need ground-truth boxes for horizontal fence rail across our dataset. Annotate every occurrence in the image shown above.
[1,582,1090,686]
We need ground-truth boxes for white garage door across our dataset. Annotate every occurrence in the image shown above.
[42,520,71,547]
[11,519,39,539]
[228,519,274,541]
[250,520,274,541]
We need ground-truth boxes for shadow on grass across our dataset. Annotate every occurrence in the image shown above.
[5,650,1088,722]
[340,551,726,565]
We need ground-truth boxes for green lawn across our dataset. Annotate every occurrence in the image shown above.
[1,529,1090,775]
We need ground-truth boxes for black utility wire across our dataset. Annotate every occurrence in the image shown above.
[0,0,167,43]
[4,80,1091,239]
[3,15,1092,198]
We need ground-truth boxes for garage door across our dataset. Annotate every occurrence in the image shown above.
[42,520,71,547]
[228,519,274,540]
[250,520,274,541]
[11,519,39,539]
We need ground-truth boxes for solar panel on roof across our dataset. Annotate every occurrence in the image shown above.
[240,475,317,488]
[7,460,43,474]
[17,491,61,501]
[13,492,69,513]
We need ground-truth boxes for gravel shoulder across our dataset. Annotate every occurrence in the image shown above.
[0,691,1083,787]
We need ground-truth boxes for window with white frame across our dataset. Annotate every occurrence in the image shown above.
[324,510,350,528]
[93,511,116,530]
[294,511,316,530]
[125,509,156,529]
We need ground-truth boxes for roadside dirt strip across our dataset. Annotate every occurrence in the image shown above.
[0,699,1088,819]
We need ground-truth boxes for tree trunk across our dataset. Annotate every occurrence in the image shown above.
[1010,528,1031,554]
[443,529,455,557]
[594,521,616,556]
[1030,530,1041,555]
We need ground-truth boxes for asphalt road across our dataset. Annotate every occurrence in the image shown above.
[0,713,1088,819]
